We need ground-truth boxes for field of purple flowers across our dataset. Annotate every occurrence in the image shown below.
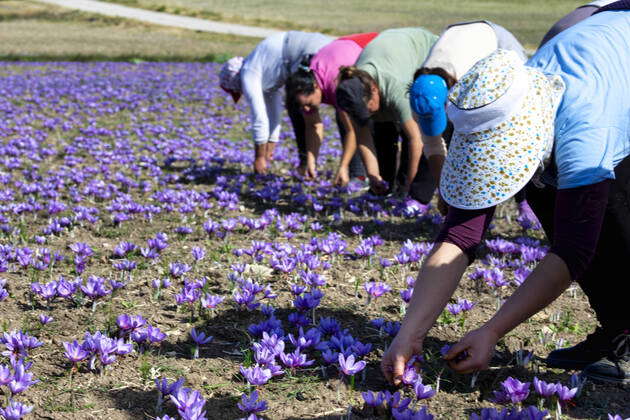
[0,62,627,420]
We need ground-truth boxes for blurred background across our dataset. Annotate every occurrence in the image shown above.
[1,0,586,62]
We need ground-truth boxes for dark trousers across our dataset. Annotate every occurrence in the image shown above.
[286,99,365,178]
[372,121,437,203]
[526,155,630,331]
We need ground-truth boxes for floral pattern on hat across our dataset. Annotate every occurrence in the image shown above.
[440,51,559,210]
[449,50,522,110]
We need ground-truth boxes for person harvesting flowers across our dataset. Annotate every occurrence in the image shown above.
[382,8,630,386]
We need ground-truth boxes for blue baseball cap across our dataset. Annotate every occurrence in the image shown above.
[409,74,448,136]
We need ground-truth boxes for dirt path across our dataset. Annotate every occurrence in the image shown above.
[32,0,282,38]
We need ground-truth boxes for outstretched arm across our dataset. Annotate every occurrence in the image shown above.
[334,110,358,186]
[400,118,423,193]
[303,110,324,179]
[446,180,610,373]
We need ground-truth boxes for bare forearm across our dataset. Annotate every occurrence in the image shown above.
[356,126,381,181]
[305,124,323,163]
[338,132,357,170]
[399,242,469,338]
[485,252,572,338]
[406,136,422,185]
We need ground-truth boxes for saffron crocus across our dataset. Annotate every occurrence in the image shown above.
[63,340,88,363]
[190,328,213,359]
[237,390,268,415]
[492,376,530,404]
[191,246,205,262]
[0,364,12,385]
[338,353,366,376]
[0,400,33,420]
[413,379,436,400]
[361,390,386,407]
[364,281,391,300]
[8,360,39,394]
[555,383,578,403]
[116,314,146,333]
[279,349,314,369]
[169,387,207,420]
[533,377,556,398]
[392,406,434,420]
[240,365,272,386]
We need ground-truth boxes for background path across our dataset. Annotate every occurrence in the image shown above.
[33,0,282,38]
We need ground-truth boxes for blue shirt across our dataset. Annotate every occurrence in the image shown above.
[527,11,630,189]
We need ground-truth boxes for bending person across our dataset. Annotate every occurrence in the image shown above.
[219,31,333,175]
[409,20,535,221]
[285,32,378,185]
[382,10,630,387]
[335,28,440,203]
[539,0,617,47]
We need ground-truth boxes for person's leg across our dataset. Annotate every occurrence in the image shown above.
[372,121,399,190]
[545,156,630,376]
[286,96,307,168]
[335,110,365,179]
[581,155,630,383]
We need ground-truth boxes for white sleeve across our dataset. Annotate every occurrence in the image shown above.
[265,89,283,143]
[241,69,270,144]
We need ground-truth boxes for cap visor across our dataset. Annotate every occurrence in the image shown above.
[419,110,447,137]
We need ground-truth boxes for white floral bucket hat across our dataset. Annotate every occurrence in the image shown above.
[440,49,565,210]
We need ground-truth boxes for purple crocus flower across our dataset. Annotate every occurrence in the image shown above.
[155,377,185,398]
[237,390,268,414]
[63,340,89,363]
[190,328,213,359]
[38,314,53,325]
[0,400,33,420]
[0,364,12,385]
[362,390,386,407]
[191,246,206,262]
[533,377,556,398]
[147,325,167,344]
[239,365,272,386]
[364,281,391,299]
[338,353,366,376]
[413,380,436,400]
[116,314,146,332]
[170,387,207,420]
[279,349,314,369]
[392,406,434,420]
[8,360,39,394]
[169,262,191,278]
[493,376,530,404]
[555,383,578,402]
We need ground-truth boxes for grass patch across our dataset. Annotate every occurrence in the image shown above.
[100,0,584,48]
[0,1,258,62]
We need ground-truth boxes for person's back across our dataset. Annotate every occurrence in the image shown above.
[528,11,630,189]
[356,28,437,123]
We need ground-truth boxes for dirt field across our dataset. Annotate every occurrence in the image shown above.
[0,62,627,419]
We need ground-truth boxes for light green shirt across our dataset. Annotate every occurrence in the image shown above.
[356,27,437,124]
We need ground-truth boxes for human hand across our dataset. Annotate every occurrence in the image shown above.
[254,156,267,175]
[334,166,350,187]
[305,159,317,179]
[369,176,388,195]
[444,327,499,374]
[381,330,424,386]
